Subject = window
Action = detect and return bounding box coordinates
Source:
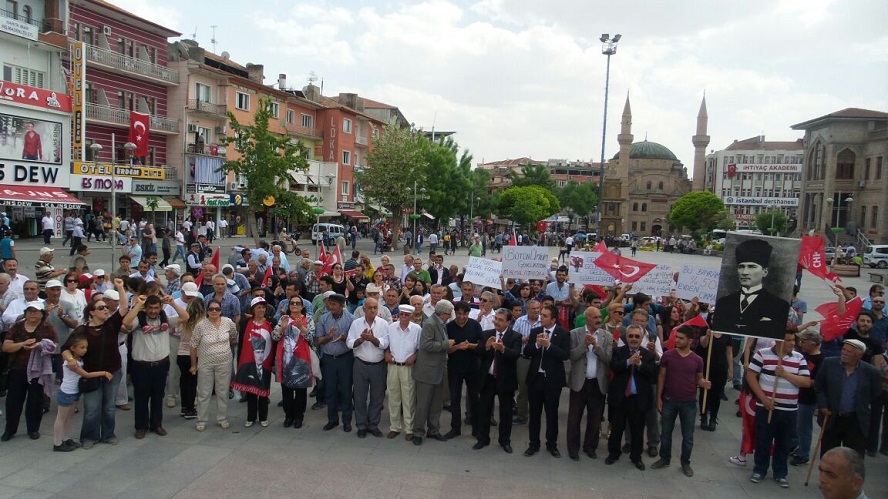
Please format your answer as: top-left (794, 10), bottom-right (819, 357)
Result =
top-left (646, 181), bottom-right (652, 190)
top-left (641, 203), bottom-right (647, 212)
top-left (73, 22), bottom-right (80, 40)
top-left (631, 222), bottom-right (637, 231)
top-left (877, 157), bottom-right (883, 180)
top-left (835, 149), bottom-right (855, 180)
top-left (83, 26), bottom-right (93, 45)
top-left (865, 158), bottom-right (871, 180)
top-left (301, 114), bottom-right (312, 129)
top-left (22, 5), bottom-right (31, 24)
top-left (2, 65), bottom-right (45, 88)
top-left (640, 222), bottom-right (646, 232)
top-left (286, 109), bottom-right (294, 124)
top-left (860, 206), bottom-right (866, 227)
top-left (342, 151), bottom-right (351, 165)
top-left (343, 118), bottom-right (352, 134)
top-left (195, 83), bottom-right (211, 103)
top-left (341, 181), bottom-right (349, 196)
top-left (632, 202), bottom-right (638, 212)
top-left (872, 206), bottom-right (878, 229)
top-left (267, 101), bottom-right (279, 118)
top-left (235, 92), bottom-right (250, 111)
top-left (117, 90), bottom-right (125, 109)
top-left (657, 181), bottom-right (663, 190)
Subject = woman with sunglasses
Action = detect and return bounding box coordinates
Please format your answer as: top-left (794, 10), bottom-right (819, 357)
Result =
top-left (59, 272), bottom-right (87, 324)
top-left (189, 298), bottom-right (237, 431)
top-left (62, 278), bottom-right (128, 448)
top-left (272, 298), bottom-right (315, 428)
top-left (603, 303), bottom-right (627, 343)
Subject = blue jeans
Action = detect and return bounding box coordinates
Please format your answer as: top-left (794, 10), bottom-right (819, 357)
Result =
top-left (659, 397), bottom-right (697, 464)
top-left (80, 369), bottom-right (122, 443)
top-left (753, 406), bottom-right (795, 479)
top-left (321, 353), bottom-right (353, 425)
top-left (172, 244), bottom-right (185, 263)
top-left (794, 402), bottom-right (815, 460)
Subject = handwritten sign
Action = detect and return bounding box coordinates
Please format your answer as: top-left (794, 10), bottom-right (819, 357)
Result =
top-left (567, 252), bottom-right (614, 286)
top-left (675, 264), bottom-right (721, 304)
top-left (632, 264), bottom-right (674, 298)
top-left (501, 246), bottom-right (549, 280)
top-left (464, 257), bottom-right (502, 289)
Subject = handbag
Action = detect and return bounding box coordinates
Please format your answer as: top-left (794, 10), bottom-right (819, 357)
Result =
top-left (74, 325), bottom-right (105, 394)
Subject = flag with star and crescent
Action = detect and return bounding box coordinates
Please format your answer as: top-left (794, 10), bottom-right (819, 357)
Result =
top-left (129, 111), bottom-right (150, 157)
top-left (591, 249), bottom-right (657, 283)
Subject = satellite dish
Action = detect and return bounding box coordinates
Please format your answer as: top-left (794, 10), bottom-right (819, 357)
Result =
top-left (221, 51), bottom-right (230, 60)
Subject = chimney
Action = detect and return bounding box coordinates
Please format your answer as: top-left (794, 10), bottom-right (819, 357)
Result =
top-left (303, 84), bottom-right (320, 103)
top-left (339, 93), bottom-right (358, 110)
top-left (246, 63), bottom-right (264, 83)
top-left (278, 73), bottom-right (287, 90)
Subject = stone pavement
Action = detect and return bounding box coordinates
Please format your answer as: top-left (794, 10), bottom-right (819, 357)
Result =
top-left (0, 235), bottom-right (885, 498)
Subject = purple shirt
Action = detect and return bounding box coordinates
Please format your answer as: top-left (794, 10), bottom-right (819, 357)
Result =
top-left (660, 349), bottom-right (703, 402)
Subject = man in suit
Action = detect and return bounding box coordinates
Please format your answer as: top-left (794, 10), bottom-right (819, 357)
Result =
top-left (606, 324), bottom-right (658, 470)
top-left (473, 308), bottom-right (522, 453)
top-left (428, 254), bottom-right (451, 287)
top-left (567, 306), bottom-right (614, 461)
top-left (412, 300), bottom-right (455, 445)
top-left (713, 238), bottom-right (791, 338)
top-left (816, 339), bottom-right (882, 458)
top-left (523, 304), bottom-right (570, 458)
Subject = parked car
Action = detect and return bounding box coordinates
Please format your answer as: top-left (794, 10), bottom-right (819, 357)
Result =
top-left (824, 246), bottom-right (836, 262)
top-left (864, 244), bottom-right (888, 269)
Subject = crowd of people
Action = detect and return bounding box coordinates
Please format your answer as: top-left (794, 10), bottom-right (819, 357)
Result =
top-left (0, 233), bottom-right (882, 497)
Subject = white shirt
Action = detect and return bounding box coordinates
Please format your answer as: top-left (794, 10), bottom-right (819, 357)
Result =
top-left (8, 273), bottom-right (29, 298)
top-left (218, 219), bottom-right (228, 228)
top-left (131, 315), bottom-right (170, 362)
top-left (41, 216), bottom-right (53, 231)
top-left (182, 220), bottom-right (192, 231)
top-left (175, 231), bottom-right (185, 245)
top-left (129, 271), bottom-right (155, 283)
top-left (428, 233), bottom-right (438, 244)
top-left (488, 329), bottom-right (507, 375)
top-left (346, 316), bottom-right (390, 362)
top-left (385, 321), bottom-right (421, 363)
top-left (585, 327), bottom-right (607, 379)
top-left (470, 308), bottom-right (496, 331)
top-left (59, 288), bottom-right (87, 324)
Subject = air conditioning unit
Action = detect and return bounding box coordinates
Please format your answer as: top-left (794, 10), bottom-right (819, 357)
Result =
top-left (226, 182), bottom-right (238, 190)
top-left (214, 126), bottom-right (226, 134)
top-left (103, 26), bottom-right (111, 36)
top-left (187, 124), bottom-right (198, 133)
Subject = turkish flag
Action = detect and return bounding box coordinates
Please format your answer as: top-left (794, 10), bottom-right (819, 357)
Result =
top-left (816, 296), bottom-right (863, 341)
top-left (665, 314), bottom-right (710, 350)
top-left (593, 240), bottom-right (608, 253)
top-left (129, 111), bottom-right (150, 156)
top-left (261, 266), bottom-right (273, 287)
top-left (193, 248), bottom-right (220, 289)
top-left (318, 241), bottom-right (328, 263)
top-left (592, 250), bottom-right (657, 283)
top-left (799, 235), bottom-right (841, 283)
top-left (321, 245), bottom-right (343, 276)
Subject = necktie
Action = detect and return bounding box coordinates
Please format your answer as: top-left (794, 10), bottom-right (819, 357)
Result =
top-left (493, 332), bottom-right (502, 377)
top-left (740, 290), bottom-right (760, 312)
top-left (625, 349), bottom-right (637, 397)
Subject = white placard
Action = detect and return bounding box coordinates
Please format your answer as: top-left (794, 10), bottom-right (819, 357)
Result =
top-left (567, 252), bottom-right (614, 286)
top-left (632, 264), bottom-right (675, 298)
top-left (675, 264), bottom-right (721, 304)
top-left (501, 246), bottom-right (549, 280)
top-left (464, 257), bottom-right (502, 289)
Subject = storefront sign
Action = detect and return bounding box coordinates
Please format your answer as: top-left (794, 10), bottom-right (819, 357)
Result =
top-left (186, 193), bottom-right (229, 206)
top-left (337, 202), bottom-right (355, 210)
top-left (71, 41), bottom-right (85, 162)
top-left (72, 162), bottom-right (165, 179)
top-left (0, 162), bottom-right (70, 186)
top-left (728, 163), bottom-right (802, 174)
top-left (0, 16), bottom-right (38, 41)
top-left (70, 175), bottom-right (132, 192)
top-left (0, 81), bottom-right (72, 113)
top-left (722, 196), bottom-right (798, 207)
top-left (132, 180), bottom-right (181, 195)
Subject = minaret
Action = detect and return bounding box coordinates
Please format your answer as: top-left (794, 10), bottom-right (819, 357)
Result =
top-left (617, 94), bottom-right (633, 180)
top-left (692, 95), bottom-right (710, 191)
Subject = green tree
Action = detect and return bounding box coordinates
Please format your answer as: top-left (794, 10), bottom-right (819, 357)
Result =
top-left (558, 180), bottom-right (598, 230)
top-left (355, 124), bottom-right (427, 248)
top-left (145, 196), bottom-right (159, 225)
top-left (223, 97), bottom-right (311, 245)
top-left (421, 137), bottom-right (472, 226)
top-left (754, 209), bottom-right (788, 235)
top-left (507, 163), bottom-right (556, 191)
top-left (495, 185), bottom-right (560, 229)
top-left (668, 191), bottom-right (726, 234)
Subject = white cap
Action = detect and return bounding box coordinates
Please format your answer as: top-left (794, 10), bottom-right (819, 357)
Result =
top-left (398, 304), bottom-right (415, 314)
top-left (25, 301), bottom-right (45, 311)
top-left (322, 290), bottom-right (335, 298)
top-left (103, 289), bottom-right (121, 301)
top-left (365, 283), bottom-right (381, 294)
top-left (181, 282), bottom-right (200, 297)
top-left (39, 247), bottom-right (53, 256)
top-left (164, 264), bottom-right (182, 276)
top-left (250, 296), bottom-right (267, 308)
top-left (45, 279), bottom-right (63, 288)
top-left (93, 269), bottom-right (106, 277)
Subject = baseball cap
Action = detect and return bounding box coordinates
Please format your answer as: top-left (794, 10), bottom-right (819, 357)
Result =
top-left (250, 296), bottom-right (267, 308)
top-left (45, 279), bottom-right (63, 288)
top-left (103, 289), bottom-right (121, 301)
top-left (181, 282), bottom-right (200, 297)
top-left (93, 269), bottom-right (106, 277)
top-left (39, 247), bottom-right (53, 256)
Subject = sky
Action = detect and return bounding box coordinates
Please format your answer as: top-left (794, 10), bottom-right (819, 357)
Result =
top-left (114, 0), bottom-right (887, 176)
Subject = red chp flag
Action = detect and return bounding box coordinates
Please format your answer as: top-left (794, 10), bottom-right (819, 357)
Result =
top-left (321, 245), bottom-right (343, 276)
top-left (261, 266), bottom-right (273, 287)
top-left (129, 111), bottom-right (150, 156)
top-left (799, 235), bottom-right (841, 283)
top-left (592, 250), bottom-right (657, 284)
top-left (665, 314), bottom-right (710, 350)
top-left (816, 296), bottom-right (863, 341)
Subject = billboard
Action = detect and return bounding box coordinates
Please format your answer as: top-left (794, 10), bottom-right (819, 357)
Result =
top-left (0, 113), bottom-right (64, 164)
top-left (722, 196), bottom-right (798, 207)
top-left (727, 163), bottom-right (802, 174)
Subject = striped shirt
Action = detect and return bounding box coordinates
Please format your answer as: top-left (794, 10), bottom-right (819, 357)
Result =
top-left (748, 347), bottom-right (809, 411)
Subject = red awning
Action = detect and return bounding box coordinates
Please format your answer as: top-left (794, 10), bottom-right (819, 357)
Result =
top-left (0, 185), bottom-right (85, 208)
top-left (340, 210), bottom-right (369, 220)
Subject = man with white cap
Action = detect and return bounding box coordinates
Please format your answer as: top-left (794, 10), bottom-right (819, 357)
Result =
top-left (2, 280), bottom-right (43, 330)
top-left (385, 304), bottom-right (421, 440)
top-left (815, 338), bottom-right (881, 458)
top-left (355, 284), bottom-right (392, 322)
top-left (92, 269), bottom-right (108, 293)
top-left (34, 248), bottom-right (66, 292)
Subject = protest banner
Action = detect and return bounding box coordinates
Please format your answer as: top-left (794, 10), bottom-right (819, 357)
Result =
top-left (567, 252), bottom-right (614, 286)
top-left (501, 245), bottom-right (549, 280)
top-left (675, 264), bottom-right (721, 304)
top-left (464, 257), bottom-right (503, 288)
top-left (632, 264), bottom-right (675, 298)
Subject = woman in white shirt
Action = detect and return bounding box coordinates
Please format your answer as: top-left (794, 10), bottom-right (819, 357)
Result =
top-left (59, 272), bottom-right (87, 324)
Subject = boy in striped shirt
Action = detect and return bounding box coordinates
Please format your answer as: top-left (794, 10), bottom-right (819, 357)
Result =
top-left (745, 330), bottom-right (812, 488)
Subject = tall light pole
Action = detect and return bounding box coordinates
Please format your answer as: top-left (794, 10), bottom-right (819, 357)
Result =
top-left (596, 33), bottom-right (621, 238)
top-left (409, 180), bottom-right (426, 249)
top-left (89, 143), bottom-right (109, 265)
top-left (469, 195), bottom-right (479, 235)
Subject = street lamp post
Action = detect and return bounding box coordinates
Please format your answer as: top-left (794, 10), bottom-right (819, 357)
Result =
top-left (596, 33), bottom-right (621, 238)
top-left (769, 203), bottom-right (777, 235)
top-left (409, 180), bottom-right (426, 249)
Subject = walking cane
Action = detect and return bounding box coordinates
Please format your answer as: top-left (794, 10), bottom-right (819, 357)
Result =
top-left (804, 412), bottom-right (830, 486)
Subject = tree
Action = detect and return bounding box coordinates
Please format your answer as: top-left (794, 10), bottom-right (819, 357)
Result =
top-left (421, 137), bottom-right (472, 226)
top-left (508, 163), bottom-right (556, 191)
top-left (495, 185), bottom-right (560, 229)
top-left (223, 97), bottom-right (311, 245)
top-left (754, 209), bottom-right (788, 235)
top-left (145, 196), bottom-right (159, 225)
top-left (558, 180), bottom-right (598, 230)
top-left (355, 124), bottom-right (427, 248)
top-left (668, 191), bottom-right (726, 234)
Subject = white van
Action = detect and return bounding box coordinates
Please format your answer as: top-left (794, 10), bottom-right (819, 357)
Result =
top-left (864, 244), bottom-right (888, 269)
top-left (311, 223), bottom-right (345, 245)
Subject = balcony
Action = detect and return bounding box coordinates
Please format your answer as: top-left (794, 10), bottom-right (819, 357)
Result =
top-left (84, 44), bottom-right (179, 86)
top-left (186, 143), bottom-right (227, 157)
top-left (85, 103), bottom-right (180, 134)
top-left (186, 99), bottom-right (227, 118)
top-left (0, 8), bottom-right (40, 28)
top-left (285, 124), bottom-right (321, 141)
top-left (355, 133), bottom-right (368, 146)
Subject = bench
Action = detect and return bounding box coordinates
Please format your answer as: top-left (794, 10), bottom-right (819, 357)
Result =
top-left (870, 272), bottom-right (885, 284)
top-left (831, 264), bottom-right (860, 277)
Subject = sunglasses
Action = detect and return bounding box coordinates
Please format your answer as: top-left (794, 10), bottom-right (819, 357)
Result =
top-left (626, 335), bottom-right (642, 339)
top-left (481, 299), bottom-right (491, 303)
top-left (208, 307), bottom-right (222, 312)
top-left (95, 305), bottom-right (108, 310)
top-left (612, 310), bottom-right (625, 315)
top-left (66, 279), bottom-right (78, 283)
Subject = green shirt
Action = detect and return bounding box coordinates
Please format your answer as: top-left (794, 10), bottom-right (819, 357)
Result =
top-left (409, 269), bottom-right (432, 285)
top-left (469, 243), bottom-right (483, 257)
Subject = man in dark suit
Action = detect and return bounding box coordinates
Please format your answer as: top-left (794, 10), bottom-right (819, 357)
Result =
top-left (713, 238), bottom-right (791, 339)
top-left (428, 254), bottom-right (451, 287)
top-left (473, 308), bottom-right (522, 454)
top-left (815, 339), bottom-right (882, 458)
top-left (606, 324), bottom-right (658, 470)
top-left (524, 304), bottom-right (570, 458)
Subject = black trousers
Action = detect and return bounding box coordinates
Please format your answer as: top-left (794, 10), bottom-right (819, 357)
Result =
top-left (448, 367), bottom-right (479, 433)
top-left (527, 375), bottom-right (562, 450)
top-left (4, 369), bottom-right (44, 434)
top-left (245, 393), bottom-right (269, 422)
top-left (608, 395), bottom-right (647, 462)
top-left (131, 359), bottom-right (169, 430)
top-left (281, 385), bottom-right (307, 421)
top-left (477, 374), bottom-right (514, 446)
top-left (567, 379), bottom-right (606, 455)
top-left (176, 355), bottom-right (197, 411)
top-left (821, 413), bottom-right (867, 458)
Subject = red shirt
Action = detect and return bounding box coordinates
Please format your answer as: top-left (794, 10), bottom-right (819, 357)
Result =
top-left (659, 348), bottom-right (703, 402)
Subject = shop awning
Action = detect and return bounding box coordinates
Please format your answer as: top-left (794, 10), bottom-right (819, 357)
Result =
top-left (129, 196), bottom-right (172, 212)
top-left (422, 212), bottom-right (435, 220)
top-left (0, 186), bottom-right (84, 208)
top-left (164, 198), bottom-right (187, 209)
top-left (340, 210), bottom-right (369, 220)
